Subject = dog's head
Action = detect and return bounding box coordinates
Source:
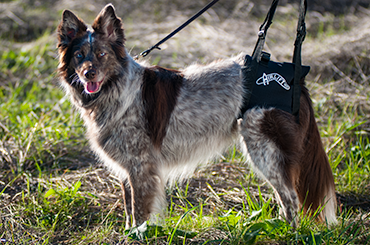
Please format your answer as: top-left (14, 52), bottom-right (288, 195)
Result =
top-left (57, 4), bottom-right (126, 95)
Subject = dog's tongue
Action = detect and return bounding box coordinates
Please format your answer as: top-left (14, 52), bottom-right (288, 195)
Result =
top-left (86, 82), bottom-right (99, 93)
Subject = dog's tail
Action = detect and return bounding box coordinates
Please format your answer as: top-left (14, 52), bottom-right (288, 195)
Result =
top-left (297, 84), bottom-right (337, 224)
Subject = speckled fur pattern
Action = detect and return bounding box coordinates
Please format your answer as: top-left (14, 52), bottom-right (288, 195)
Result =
top-left (57, 4), bottom-right (337, 228)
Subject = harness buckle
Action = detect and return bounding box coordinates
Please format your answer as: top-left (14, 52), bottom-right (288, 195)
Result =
top-left (258, 30), bottom-right (265, 38)
top-left (295, 23), bottom-right (306, 45)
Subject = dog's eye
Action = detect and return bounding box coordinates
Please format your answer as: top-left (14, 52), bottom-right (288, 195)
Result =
top-left (99, 52), bottom-right (106, 57)
top-left (75, 52), bottom-right (83, 59)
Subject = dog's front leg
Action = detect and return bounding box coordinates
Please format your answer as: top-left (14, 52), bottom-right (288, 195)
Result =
top-left (125, 162), bottom-right (161, 228)
top-left (120, 181), bottom-right (133, 229)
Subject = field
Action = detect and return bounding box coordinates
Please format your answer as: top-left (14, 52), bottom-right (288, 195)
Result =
top-left (1, 0), bottom-right (370, 244)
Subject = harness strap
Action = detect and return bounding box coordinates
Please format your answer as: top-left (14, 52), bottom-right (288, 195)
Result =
top-left (251, 0), bottom-right (279, 60)
top-left (291, 0), bottom-right (307, 121)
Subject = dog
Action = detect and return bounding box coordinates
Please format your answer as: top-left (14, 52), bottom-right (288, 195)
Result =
top-left (57, 4), bottom-right (337, 228)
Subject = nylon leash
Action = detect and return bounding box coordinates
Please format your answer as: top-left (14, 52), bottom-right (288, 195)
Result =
top-left (134, 0), bottom-right (220, 59)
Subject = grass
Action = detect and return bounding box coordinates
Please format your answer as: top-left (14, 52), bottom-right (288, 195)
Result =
top-left (1, 1), bottom-right (370, 244)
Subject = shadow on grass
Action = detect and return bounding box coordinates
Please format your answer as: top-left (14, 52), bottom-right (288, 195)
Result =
top-left (337, 192), bottom-right (370, 212)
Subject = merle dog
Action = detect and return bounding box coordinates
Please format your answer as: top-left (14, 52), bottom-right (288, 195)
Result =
top-left (57, 4), bottom-right (337, 228)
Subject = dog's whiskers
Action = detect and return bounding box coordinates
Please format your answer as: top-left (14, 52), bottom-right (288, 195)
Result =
top-left (70, 74), bottom-right (80, 86)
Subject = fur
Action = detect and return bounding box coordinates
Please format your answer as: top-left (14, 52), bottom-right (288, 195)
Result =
top-left (57, 4), bottom-right (337, 228)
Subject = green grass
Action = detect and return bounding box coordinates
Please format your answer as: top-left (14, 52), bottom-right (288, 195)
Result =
top-left (1, 6), bottom-right (370, 244)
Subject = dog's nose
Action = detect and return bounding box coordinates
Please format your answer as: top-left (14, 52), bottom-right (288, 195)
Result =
top-left (84, 69), bottom-right (96, 80)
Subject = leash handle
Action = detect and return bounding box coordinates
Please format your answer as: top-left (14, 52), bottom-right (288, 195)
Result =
top-left (135, 0), bottom-right (220, 59)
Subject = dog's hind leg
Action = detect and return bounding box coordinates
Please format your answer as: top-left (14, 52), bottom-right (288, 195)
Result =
top-left (240, 108), bottom-right (303, 226)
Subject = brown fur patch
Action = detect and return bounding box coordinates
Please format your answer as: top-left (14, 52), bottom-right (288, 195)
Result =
top-left (297, 84), bottom-right (336, 218)
top-left (260, 79), bottom-right (336, 220)
top-left (142, 66), bottom-right (183, 149)
top-left (260, 109), bottom-right (302, 186)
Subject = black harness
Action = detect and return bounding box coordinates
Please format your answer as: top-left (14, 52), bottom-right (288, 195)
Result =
top-left (238, 0), bottom-right (309, 122)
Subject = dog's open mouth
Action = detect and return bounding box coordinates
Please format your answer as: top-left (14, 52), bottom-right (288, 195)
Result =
top-left (86, 81), bottom-right (101, 93)
top-left (85, 76), bottom-right (105, 94)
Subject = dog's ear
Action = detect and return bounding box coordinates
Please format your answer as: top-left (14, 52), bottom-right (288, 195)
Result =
top-left (57, 10), bottom-right (87, 46)
top-left (92, 4), bottom-right (125, 44)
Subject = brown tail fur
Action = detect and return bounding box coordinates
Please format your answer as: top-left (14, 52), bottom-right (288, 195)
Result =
top-left (297, 82), bottom-right (337, 223)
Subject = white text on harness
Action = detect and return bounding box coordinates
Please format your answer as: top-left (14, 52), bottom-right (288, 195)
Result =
top-left (256, 73), bottom-right (290, 90)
